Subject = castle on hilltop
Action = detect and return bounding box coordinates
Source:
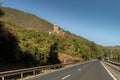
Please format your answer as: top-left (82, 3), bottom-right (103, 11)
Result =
top-left (49, 23), bottom-right (65, 35)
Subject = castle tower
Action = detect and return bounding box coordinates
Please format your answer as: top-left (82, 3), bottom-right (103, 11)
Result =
top-left (53, 23), bottom-right (59, 33)
top-left (53, 23), bottom-right (59, 30)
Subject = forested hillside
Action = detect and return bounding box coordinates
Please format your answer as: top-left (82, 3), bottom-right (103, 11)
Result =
top-left (0, 7), bottom-right (120, 71)
top-left (1, 7), bottom-right (53, 32)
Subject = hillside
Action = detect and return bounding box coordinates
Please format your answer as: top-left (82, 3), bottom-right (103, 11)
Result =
top-left (1, 7), bottom-right (53, 32)
top-left (1, 7), bottom-right (88, 40)
top-left (0, 7), bottom-right (119, 71)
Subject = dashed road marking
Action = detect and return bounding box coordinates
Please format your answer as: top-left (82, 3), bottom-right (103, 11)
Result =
top-left (78, 69), bottom-right (81, 71)
top-left (61, 74), bottom-right (71, 80)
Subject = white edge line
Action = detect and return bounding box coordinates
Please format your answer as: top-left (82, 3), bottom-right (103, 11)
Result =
top-left (61, 74), bottom-right (71, 80)
top-left (100, 61), bottom-right (117, 80)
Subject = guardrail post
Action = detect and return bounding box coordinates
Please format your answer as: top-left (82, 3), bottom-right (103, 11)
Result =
top-left (39, 69), bottom-right (42, 73)
top-left (21, 73), bottom-right (23, 80)
top-left (33, 70), bottom-right (35, 75)
top-left (41, 69), bottom-right (43, 72)
top-left (2, 76), bottom-right (4, 80)
top-left (49, 68), bottom-right (51, 71)
top-left (59, 65), bottom-right (61, 69)
top-left (54, 66), bottom-right (56, 70)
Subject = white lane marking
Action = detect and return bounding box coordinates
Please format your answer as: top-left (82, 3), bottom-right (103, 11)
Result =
top-left (78, 68), bottom-right (81, 71)
top-left (61, 74), bottom-right (71, 80)
top-left (100, 61), bottom-right (117, 80)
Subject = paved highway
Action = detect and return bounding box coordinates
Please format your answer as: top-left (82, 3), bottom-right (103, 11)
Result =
top-left (27, 61), bottom-right (115, 80)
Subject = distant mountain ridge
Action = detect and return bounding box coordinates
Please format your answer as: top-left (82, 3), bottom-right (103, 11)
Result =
top-left (1, 7), bottom-right (53, 33)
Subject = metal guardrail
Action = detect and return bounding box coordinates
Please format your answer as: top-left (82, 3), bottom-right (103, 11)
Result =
top-left (106, 60), bottom-right (120, 66)
top-left (0, 64), bottom-right (63, 80)
top-left (0, 62), bottom-right (76, 80)
top-left (105, 60), bottom-right (120, 72)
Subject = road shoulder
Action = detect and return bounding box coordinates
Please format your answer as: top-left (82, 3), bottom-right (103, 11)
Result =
top-left (100, 61), bottom-right (118, 80)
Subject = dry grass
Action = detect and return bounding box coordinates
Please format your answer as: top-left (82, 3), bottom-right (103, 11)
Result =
top-left (58, 53), bottom-right (81, 63)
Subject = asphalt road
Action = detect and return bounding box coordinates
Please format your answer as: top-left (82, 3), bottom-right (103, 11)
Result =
top-left (27, 61), bottom-right (114, 80)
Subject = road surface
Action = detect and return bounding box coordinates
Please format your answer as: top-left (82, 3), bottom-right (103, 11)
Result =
top-left (27, 61), bottom-right (115, 80)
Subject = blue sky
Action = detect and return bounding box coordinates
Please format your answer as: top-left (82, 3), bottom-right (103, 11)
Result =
top-left (1, 0), bottom-right (120, 46)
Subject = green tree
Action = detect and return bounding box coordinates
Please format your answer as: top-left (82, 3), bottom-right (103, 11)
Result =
top-left (0, 6), bottom-right (21, 64)
top-left (48, 41), bottom-right (61, 64)
top-left (0, 5), bottom-right (4, 17)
